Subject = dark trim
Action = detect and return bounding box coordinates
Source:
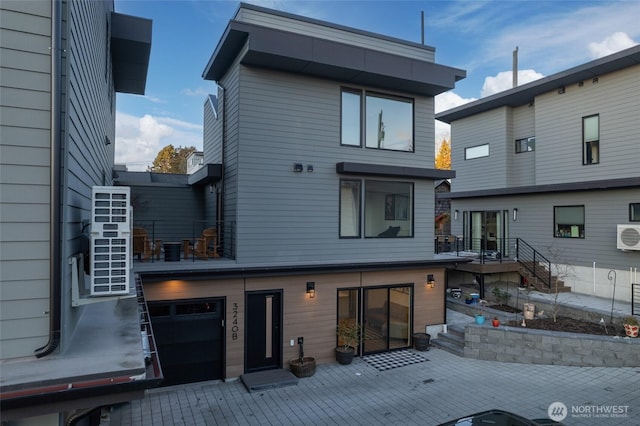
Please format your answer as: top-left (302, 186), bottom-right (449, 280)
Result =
top-left (138, 259), bottom-right (468, 282)
top-left (436, 44), bottom-right (640, 123)
top-left (110, 12), bottom-right (152, 95)
top-left (437, 177), bottom-right (640, 200)
top-left (203, 21), bottom-right (465, 96)
top-left (188, 163), bottom-right (223, 186)
top-left (337, 162), bottom-right (455, 180)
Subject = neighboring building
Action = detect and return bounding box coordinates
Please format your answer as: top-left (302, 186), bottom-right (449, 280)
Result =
top-left (436, 45), bottom-right (640, 302)
top-left (135, 2), bottom-right (465, 384)
top-left (435, 179), bottom-right (451, 236)
top-left (186, 150), bottom-right (204, 174)
top-left (0, 1), bottom-right (156, 424)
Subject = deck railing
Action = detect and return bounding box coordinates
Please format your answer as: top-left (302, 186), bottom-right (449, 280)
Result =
top-left (515, 238), bottom-right (551, 290)
top-left (633, 283), bottom-right (640, 316)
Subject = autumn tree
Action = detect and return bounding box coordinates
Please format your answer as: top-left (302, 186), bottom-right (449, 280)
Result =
top-left (148, 145), bottom-right (197, 174)
top-left (435, 138), bottom-right (451, 170)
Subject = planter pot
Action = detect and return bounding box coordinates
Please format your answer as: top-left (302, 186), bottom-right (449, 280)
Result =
top-left (289, 357), bottom-right (316, 378)
top-left (335, 347), bottom-right (355, 365)
top-left (413, 333), bottom-right (431, 351)
top-left (475, 315), bottom-right (486, 325)
top-left (523, 303), bottom-right (535, 320)
top-left (624, 324), bottom-right (639, 338)
top-left (465, 299), bottom-right (473, 305)
top-left (492, 318), bottom-right (500, 327)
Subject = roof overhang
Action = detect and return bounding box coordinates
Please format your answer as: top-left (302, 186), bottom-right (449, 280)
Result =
top-left (436, 44), bottom-right (640, 123)
top-left (188, 163), bottom-right (223, 186)
top-left (337, 162), bottom-right (455, 180)
top-left (203, 21), bottom-right (465, 97)
top-left (111, 12), bottom-right (152, 95)
top-left (438, 177), bottom-right (640, 199)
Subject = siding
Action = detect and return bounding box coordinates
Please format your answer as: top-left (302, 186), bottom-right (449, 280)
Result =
top-left (508, 104), bottom-right (536, 187)
top-left (0, 0), bottom-right (52, 359)
top-left (235, 67), bottom-right (436, 264)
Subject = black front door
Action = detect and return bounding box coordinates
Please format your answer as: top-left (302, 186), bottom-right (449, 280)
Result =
top-left (245, 290), bottom-right (282, 373)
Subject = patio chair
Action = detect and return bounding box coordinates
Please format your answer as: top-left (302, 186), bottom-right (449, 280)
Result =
top-left (183, 227), bottom-right (219, 259)
top-left (132, 227), bottom-right (161, 261)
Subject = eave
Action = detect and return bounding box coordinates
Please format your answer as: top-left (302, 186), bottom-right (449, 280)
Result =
top-left (111, 12), bottom-right (152, 95)
top-left (337, 162), bottom-right (455, 180)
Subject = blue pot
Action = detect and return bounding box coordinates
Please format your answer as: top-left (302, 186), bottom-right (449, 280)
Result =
top-left (475, 315), bottom-right (486, 325)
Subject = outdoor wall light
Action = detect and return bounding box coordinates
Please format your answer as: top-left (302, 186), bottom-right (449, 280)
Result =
top-left (454, 210), bottom-right (459, 221)
top-left (557, 86), bottom-right (565, 94)
top-left (294, 163), bottom-right (304, 172)
top-left (306, 281), bottom-right (316, 298)
top-left (513, 208), bottom-right (518, 222)
top-left (426, 274), bottom-right (435, 289)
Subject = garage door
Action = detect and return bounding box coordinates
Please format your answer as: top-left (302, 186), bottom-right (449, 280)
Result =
top-left (149, 298), bottom-right (224, 386)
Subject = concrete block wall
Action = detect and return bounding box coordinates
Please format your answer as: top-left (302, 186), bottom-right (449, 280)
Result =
top-left (464, 325), bottom-right (640, 367)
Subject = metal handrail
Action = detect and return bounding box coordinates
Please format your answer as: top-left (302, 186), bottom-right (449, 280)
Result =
top-left (633, 283), bottom-right (640, 316)
top-left (515, 238), bottom-right (551, 289)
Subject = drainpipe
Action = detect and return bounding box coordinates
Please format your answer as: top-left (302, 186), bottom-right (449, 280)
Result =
top-left (217, 83), bottom-right (226, 226)
top-left (35, 0), bottom-right (62, 357)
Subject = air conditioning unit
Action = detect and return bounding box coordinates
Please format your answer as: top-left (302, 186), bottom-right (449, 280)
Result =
top-left (90, 186), bottom-right (131, 295)
top-left (617, 224), bottom-right (640, 251)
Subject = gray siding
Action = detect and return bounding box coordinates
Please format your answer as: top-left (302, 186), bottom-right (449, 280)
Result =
top-left (509, 104), bottom-right (536, 187)
top-left (235, 66), bottom-right (436, 264)
top-left (0, 0), bottom-right (52, 359)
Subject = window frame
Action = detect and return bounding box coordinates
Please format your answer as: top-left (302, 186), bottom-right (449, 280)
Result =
top-left (340, 87), bottom-right (414, 152)
top-left (582, 114), bottom-right (599, 165)
top-left (515, 136), bottom-right (535, 153)
top-left (465, 143), bottom-right (490, 160)
top-left (339, 179), bottom-right (362, 238)
top-left (553, 205), bottom-right (585, 239)
top-left (630, 203), bottom-right (640, 222)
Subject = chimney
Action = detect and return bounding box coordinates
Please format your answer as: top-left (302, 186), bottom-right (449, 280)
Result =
top-left (513, 46), bottom-right (519, 88)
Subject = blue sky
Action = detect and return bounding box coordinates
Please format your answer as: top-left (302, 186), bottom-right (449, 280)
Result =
top-left (113, 0), bottom-right (639, 170)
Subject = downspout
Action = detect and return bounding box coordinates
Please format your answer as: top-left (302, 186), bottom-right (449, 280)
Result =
top-left (217, 84), bottom-right (226, 226)
top-left (35, 0), bottom-right (62, 357)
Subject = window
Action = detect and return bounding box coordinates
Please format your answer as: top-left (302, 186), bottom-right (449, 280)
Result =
top-left (339, 179), bottom-right (413, 238)
top-left (465, 144), bottom-right (489, 160)
top-left (630, 203), bottom-right (640, 222)
top-left (341, 88), bottom-right (413, 151)
top-left (515, 137), bottom-right (535, 153)
top-left (339, 180), bottom-right (361, 237)
top-left (583, 115), bottom-right (599, 165)
top-left (554, 206), bottom-right (585, 238)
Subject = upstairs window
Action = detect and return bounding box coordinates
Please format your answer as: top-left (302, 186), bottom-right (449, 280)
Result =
top-left (465, 143), bottom-right (489, 160)
top-left (515, 137), bottom-right (535, 153)
top-left (341, 88), bottom-right (414, 152)
top-left (583, 115), bottom-right (599, 165)
top-left (554, 205), bottom-right (585, 238)
top-left (630, 203), bottom-right (640, 222)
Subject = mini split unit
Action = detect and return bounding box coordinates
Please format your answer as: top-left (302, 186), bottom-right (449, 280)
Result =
top-left (617, 224), bottom-right (640, 251)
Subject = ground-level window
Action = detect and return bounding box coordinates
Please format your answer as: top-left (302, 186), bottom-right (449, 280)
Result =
top-left (465, 143), bottom-right (489, 160)
top-left (339, 179), bottom-right (413, 238)
top-left (554, 205), bottom-right (585, 238)
top-left (515, 136), bottom-right (535, 153)
top-left (583, 114), bottom-right (599, 165)
top-left (630, 203), bottom-right (640, 222)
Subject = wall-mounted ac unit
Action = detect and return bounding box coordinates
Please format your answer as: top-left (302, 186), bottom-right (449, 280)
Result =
top-left (617, 224), bottom-right (640, 251)
top-left (90, 186), bottom-right (131, 295)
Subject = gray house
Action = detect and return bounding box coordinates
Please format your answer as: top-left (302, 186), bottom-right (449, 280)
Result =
top-left (0, 1), bottom-right (156, 424)
top-left (135, 2), bottom-right (465, 384)
top-left (436, 45), bottom-right (640, 302)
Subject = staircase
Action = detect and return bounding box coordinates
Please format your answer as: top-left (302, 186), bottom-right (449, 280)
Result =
top-left (519, 263), bottom-right (572, 294)
top-left (431, 324), bottom-right (465, 357)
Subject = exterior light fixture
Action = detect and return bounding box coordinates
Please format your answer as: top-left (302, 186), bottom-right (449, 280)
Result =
top-left (426, 274), bottom-right (435, 289)
top-left (557, 86), bottom-right (565, 94)
top-left (513, 208), bottom-right (518, 222)
top-left (306, 281), bottom-right (315, 298)
top-left (454, 210), bottom-right (459, 221)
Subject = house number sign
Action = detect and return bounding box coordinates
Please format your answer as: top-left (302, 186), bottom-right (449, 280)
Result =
top-left (231, 302), bottom-right (239, 340)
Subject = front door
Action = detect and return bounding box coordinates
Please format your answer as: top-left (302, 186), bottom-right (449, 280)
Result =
top-left (245, 290), bottom-right (282, 373)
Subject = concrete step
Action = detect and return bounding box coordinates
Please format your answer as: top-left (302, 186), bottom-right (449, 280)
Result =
top-left (432, 324), bottom-right (465, 357)
top-left (431, 336), bottom-right (464, 357)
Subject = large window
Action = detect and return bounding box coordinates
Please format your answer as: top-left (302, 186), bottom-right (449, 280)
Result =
top-left (341, 88), bottom-right (413, 152)
top-left (339, 179), bottom-right (413, 238)
top-left (515, 137), bottom-right (535, 153)
top-left (630, 203), bottom-right (640, 222)
top-left (583, 115), bottom-right (599, 165)
top-left (554, 205), bottom-right (585, 238)
top-left (465, 143), bottom-right (489, 160)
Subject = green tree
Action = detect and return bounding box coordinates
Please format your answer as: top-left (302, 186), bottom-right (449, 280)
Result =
top-left (435, 138), bottom-right (451, 170)
top-left (148, 145), bottom-right (197, 174)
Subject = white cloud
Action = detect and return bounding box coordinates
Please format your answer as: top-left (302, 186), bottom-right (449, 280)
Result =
top-left (481, 69), bottom-right (544, 97)
top-left (588, 32), bottom-right (638, 59)
top-left (434, 91), bottom-right (476, 147)
top-left (181, 87), bottom-right (211, 97)
top-left (144, 94), bottom-right (166, 104)
top-left (115, 112), bottom-right (203, 171)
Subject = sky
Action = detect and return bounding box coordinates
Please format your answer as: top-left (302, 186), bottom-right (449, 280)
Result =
top-left (113, 0), bottom-right (639, 171)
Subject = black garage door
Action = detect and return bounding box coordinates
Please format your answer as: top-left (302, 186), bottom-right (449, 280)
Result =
top-left (149, 298), bottom-right (224, 386)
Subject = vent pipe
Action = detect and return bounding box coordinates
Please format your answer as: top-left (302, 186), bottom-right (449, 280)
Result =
top-left (421, 11), bottom-right (425, 45)
top-left (513, 46), bottom-right (519, 88)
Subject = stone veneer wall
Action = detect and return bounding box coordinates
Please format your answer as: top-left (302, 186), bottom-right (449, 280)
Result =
top-left (464, 325), bottom-right (640, 367)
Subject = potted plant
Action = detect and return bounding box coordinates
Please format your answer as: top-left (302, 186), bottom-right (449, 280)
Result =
top-left (289, 338), bottom-right (316, 378)
top-left (623, 316), bottom-right (639, 338)
top-left (492, 317), bottom-right (500, 327)
top-left (336, 319), bottom-right (361, 365)
top-left (474, 310), bottom-right (486, 325)
top-left (465, 294), bottom-right (473, 305)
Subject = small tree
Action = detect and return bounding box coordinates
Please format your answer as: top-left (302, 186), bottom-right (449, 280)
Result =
top-left (546, 245), bottom-right (576, 323)
top-left (148, 145), bottom-right (196, 174)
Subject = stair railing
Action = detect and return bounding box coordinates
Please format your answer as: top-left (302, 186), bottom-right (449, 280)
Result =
top-left (515, 238), bottom-right (551, 290)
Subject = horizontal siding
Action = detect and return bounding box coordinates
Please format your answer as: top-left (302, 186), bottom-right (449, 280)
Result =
top-left (0, 1), bottom-right (53, 359)
top-left (236, 67), bottom-right (435, 264)
top-left (236, 8), bottom-right (435, 62)
top-left (508, 104), bottom-right (536, 187)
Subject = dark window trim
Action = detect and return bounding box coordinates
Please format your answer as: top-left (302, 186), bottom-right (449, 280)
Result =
top-left (582, 114), bottom-right (599, 166)
top-left (339, 179), bottom-right (362, 239)
top-left (515, 136), bottom-right (535, 153)
top-left (340, 88), bottom-right (363, 148)
top-left (630, 203), bottom-right (640, 222)
top-left (553, 205), bottom-right (585, 239)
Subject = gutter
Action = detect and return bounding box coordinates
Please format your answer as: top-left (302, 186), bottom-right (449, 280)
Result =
top-left (35, 0), bottom-right (62, 358)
